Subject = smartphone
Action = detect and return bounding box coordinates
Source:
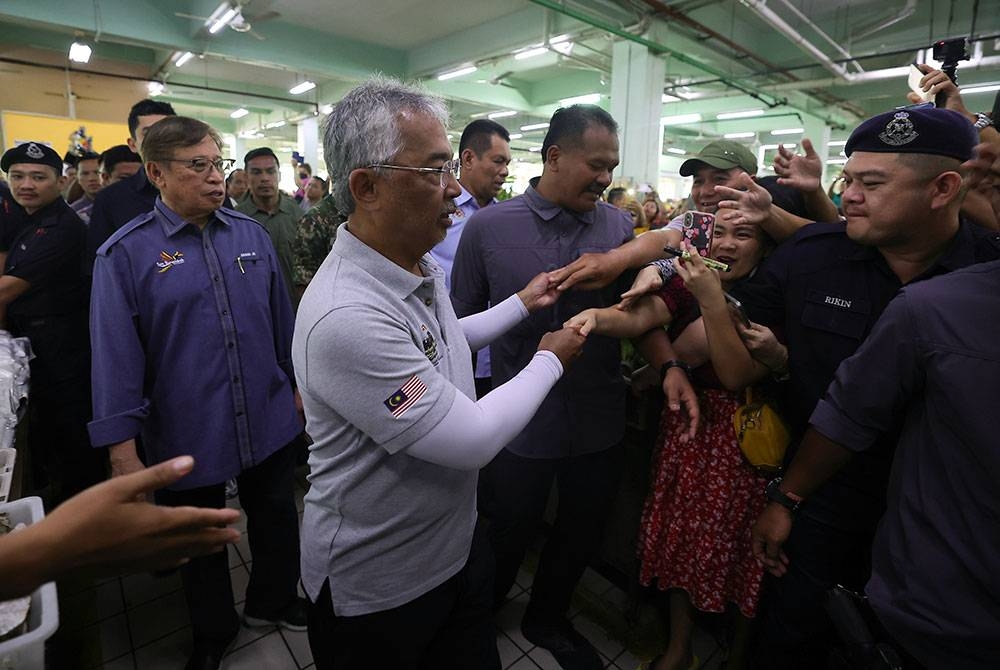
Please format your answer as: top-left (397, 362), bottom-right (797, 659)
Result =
top-left (724, 292), bottom-right (751, 328)
top-left (907, 64), bottom-right (934, 104)
top-left (683, 211), bottom-right (715, 256)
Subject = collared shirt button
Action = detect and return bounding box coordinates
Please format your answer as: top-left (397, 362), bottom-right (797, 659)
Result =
top-left (232, 375), bottom-right (239, 383)
top-left (214, 275), bottom-right (220, 282)
top-left (424, 297), bottom-right (432, 306)
top-left (227, 342), bottom-right (234, 349)
top-left (236, 410), bottom-right (244, 417)
top-left (222, 309), bottom-right (229, 316)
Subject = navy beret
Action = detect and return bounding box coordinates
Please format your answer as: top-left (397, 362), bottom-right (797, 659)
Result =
top-left (845, 107), bottom-right (977, 162)
top-left (2, 142), bottom-right (63, 174)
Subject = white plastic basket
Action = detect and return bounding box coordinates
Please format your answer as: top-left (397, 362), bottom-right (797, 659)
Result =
top-left (0, 497), bottom-right (59, 669)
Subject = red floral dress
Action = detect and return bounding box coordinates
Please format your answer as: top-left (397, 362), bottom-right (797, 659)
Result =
top-left (636, 276), bottom-right (767, 617)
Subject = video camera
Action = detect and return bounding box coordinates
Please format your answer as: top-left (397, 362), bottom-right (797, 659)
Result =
top-left (932, 38), bottom-right (970, 85)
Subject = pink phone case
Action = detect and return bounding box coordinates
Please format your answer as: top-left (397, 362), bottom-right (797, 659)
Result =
top-left (683, 211), bottom-right (715, 256)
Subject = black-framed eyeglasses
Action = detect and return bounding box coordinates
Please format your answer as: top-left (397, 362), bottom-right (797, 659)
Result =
top-left (162, 158), bottom-right (237, 174)
top-left (367, 159), bottom-right (459, 188)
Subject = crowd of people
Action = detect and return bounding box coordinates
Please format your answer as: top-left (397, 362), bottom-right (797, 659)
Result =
top-left (0, 61), bottom-right (997, 670)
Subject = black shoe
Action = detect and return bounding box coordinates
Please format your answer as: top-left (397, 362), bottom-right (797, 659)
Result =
top-left (243, 597), bottom-right (308, 632)
top-left (185, 636), bottom-right (237, 670)
top-left (521, 615), bottom-right (603, 670)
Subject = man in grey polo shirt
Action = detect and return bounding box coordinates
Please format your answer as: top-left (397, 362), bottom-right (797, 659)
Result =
top-left (293, 78), bottom-right (586, 670)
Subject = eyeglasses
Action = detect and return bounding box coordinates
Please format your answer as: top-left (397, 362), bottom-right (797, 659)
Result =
top-left (163, 158), bottom-right (236, 174)
top-left (368, 159), bottom-right (459, 188)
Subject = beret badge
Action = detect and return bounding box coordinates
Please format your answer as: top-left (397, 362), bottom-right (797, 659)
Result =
top-left (878, 112), bottom-right (919, 147)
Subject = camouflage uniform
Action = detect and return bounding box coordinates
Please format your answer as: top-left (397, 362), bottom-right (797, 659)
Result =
top-left (291, 194), bottom-right (344, 287)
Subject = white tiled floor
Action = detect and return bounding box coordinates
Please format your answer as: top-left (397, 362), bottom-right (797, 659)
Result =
top-left (51, 476), bottom-right (724, 670)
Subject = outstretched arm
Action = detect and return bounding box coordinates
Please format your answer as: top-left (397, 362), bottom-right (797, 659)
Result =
top-left (0, 456), bottom-right (241, 599)
top-left (564, 294), bottom-right (671, 338)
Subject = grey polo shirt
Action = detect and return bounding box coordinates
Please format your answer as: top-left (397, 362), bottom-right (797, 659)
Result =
top-left (451, 185), bottom-right (634, 458)
top-left (293, 222), bottom-right (477, 617)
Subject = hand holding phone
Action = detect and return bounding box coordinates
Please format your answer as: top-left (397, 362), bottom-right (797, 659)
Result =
top-left (724, 291), bottom-right (751, 328)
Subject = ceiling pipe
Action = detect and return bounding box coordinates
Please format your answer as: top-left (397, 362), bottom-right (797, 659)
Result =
top-left (739, 0), bottom-right (851, 81)
top-left (773, 0), bottom-right (864, 73)
top-left (851, 0), bottom-right (917, 41)
top-left (527, 0), bottom-right (785, 106)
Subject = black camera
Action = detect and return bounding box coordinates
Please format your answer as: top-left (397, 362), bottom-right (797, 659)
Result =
top-left (932, 37), bottom-right (970, 65)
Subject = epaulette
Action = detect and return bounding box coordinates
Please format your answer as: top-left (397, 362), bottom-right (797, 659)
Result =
top-left (95, 211), bottom-right (157, 257)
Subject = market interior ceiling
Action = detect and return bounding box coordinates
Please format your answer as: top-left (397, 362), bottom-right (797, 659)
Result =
top-left (1, 0), bottom-right (998, 157)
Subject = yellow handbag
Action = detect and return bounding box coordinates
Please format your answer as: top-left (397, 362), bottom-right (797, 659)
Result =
top-left (733, 388), bottom-right (791, 474)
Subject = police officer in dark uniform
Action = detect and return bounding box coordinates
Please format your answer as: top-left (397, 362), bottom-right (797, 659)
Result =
top-left (1, 142), bottom-right (105, 506)
top-left (731, 108), bottom-right (1000, 667)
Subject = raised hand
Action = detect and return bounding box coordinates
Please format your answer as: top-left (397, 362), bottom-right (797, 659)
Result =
top-left (774, 138), bottom-right (822, 192)
top-left (563, 309), bottom-right (599, 337)
top-left (548, 250), bottom-right (627, 292)
top-left (715, 172), bottom-right (772, 227)
top-left (673, 242), bottom-right (723, 306)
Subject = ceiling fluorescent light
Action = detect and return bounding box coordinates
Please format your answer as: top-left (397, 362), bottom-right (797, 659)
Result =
top-left (662, 93), bottom-right (680, 103)
top-left (771, 127), bottom-right (804, 135)
top-left (515, 47), bottom-right (549, 60)
top-left (265, 120), bottom-right (286, 129)
top-left (174, 51), bottom-right (194, 67)
top-left (520, 122), bottom-right (549, 131)
top-left (437, 65), bottom-right (477, 81)
top-left (488, 110), bottom-right (518, 119)
top-left (559, 93), bottom-right (601, 106)
top-left (528, 146), bottom-right (543, 152)
top-left (508, 133), bottom-right (523, 140)
top-left (828, 140), bottom-right (847, 147)
top-left (666, 147), bottom-right (686, 155)
top-left (549, 34), bottom-right (572, 44)
top-left (209, 7), bottom-right (238, 34)
top-left (962, 83), bottom-right (1000, 94)
top-left (68, 41), bottom-right (92, 64)
top-left (289, 81), bottom-right (316, 95)
top-left (320, 104), bottom-right (333, 115)
top-left (724, 132), bottom-right (756, 139)
top-left (661, 113), bottom-right (701, 126)
top-left (827, 158), bottom-right (847, 164)
top-left (230, 108), bottom-right (249, 119)
top-left (716, 109), bottom-right (764, 120)
top-left (147, 81), bottom-right (165, 96)
top-left (550, 41), bottom-right (574, 55)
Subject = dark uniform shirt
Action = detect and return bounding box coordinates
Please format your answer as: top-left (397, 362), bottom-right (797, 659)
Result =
top-left (450, 185), bottom-right (634, 458)
top-left (811, 260), bottom-right (1000, 669)
top-left (2, 198), bottom-right (88, 325)
top-left (0, 182), bottom-right (26, 242)
top-left (85, 167), bottom-right (158, 273)
top-left (733, 220), bottom-right (1000, 530)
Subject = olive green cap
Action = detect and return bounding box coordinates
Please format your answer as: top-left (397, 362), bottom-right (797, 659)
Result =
top-left (679, 140), bottom-right (757, 176)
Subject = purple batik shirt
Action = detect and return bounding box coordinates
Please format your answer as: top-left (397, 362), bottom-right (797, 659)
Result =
top-left (450, 184), bottom-right (634, 458)
top-left (88, 198), bottom-right (302, 489)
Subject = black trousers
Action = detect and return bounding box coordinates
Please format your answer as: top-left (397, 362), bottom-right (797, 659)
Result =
top-left (155, 441), bottom-right (301, 646)
top-left (306, 519), bottom-right (500, 670)
top-left (477, 443), bottom-right (624, 621)
top-left (17, 315), bottom-right (106, 507)
top-left (751, 513), bottom-right (874, 669)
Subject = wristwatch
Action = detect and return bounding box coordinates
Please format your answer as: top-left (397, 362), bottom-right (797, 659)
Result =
top-left (765, 477), bottom-right (803, 513)
top-left (973, 112), bottom-right (994, 130)
top-left (660, 359), bottom-right (691, 380)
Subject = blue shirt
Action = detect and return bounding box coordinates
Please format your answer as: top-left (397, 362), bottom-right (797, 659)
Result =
top-left (86, 168), bottom-right (158, 274)
top-left (451, 184), bottom-right (634, 458)
top-left (810, 260), bottom-right (1000, 669)
top-left (733, 220), bottom-right (1000, 530)
top-left (431, 184), bottom-right (495, 378)
top-left (88, 199), bottom-right (301, 489)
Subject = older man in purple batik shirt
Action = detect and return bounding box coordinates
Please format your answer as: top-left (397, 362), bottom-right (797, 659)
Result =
top-left (89, 116), bottom-right (306, 670)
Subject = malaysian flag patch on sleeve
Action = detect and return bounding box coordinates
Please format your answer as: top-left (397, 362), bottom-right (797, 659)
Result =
top-left (383, 375), bottom-right (428, 418)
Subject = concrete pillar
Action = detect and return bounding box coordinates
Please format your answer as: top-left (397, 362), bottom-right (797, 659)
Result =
top-left (297, 116), bottom-right (319, 169)
top-left (610, 40), bottom-right (665, 188)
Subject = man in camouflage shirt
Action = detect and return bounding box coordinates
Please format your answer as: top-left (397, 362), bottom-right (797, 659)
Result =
top-left (291, 193), bottom-right (344, 299)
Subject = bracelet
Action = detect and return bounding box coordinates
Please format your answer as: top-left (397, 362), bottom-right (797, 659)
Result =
top-left (647, 258), bottom-right (676, 282)
top-left (973, 112), bottom-right (994, 130)
top-left (660, 359), bottom-right (691, 380)
top-left (765, 477), bottom-right (803, 513)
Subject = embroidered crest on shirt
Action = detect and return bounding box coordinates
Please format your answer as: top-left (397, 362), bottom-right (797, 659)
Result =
top-left (25, 143), bottom-right (45, 159)
top-left (384, 375), bottom-right (427, 418)
top-left (420, 324), bottom-right (440, 363)
top-left (156, 250), bottom-right (186, 273)
top-left (878, 112), bottom-right (918, 146)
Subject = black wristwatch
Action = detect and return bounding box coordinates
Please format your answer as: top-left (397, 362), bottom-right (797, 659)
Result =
top-left (660, 359), bottom-right (691, 380)
top-left (765, 477), bottom-right (803, 514)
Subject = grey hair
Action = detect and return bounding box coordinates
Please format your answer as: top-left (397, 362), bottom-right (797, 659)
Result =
top-left (323, 76), bottom-right (449, 214)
